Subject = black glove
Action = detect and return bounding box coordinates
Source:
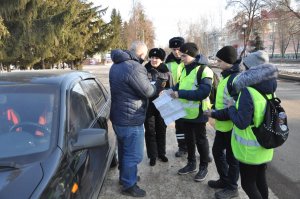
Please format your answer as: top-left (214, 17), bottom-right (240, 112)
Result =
top-left (154, 77), bottom-right (167, 95)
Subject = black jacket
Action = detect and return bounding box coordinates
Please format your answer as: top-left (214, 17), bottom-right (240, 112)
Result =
top-left (144, 62), bottom-right (172, 101)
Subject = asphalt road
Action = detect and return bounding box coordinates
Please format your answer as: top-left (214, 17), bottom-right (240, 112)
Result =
top-left (267, 79), bottom-right (300, 199)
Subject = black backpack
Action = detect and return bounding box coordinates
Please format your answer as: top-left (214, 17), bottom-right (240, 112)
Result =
top-left (251, 88), bottom-right (289, 149)
top-left (197, 65), bottom-right (219, 106)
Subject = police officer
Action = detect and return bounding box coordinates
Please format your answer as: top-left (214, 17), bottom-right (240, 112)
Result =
top-left (144, 48), bottom-right (172, 166)
top-left (165, 37), bottom-right (187, 157)
top-left (169, 42), bottom-right (213, 182)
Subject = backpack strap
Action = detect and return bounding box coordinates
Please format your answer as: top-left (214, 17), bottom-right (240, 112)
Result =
top-left (196, 64), bottom-right (207, 86)
top-left (227, 72), bottom-right (239, 97)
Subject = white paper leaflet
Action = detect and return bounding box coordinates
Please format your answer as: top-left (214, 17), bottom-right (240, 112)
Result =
top-left (153, 91), bottom-right (186, 125)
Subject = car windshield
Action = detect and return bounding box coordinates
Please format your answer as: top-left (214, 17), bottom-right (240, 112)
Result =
top-left (0, 84), bottom-right (59, 161)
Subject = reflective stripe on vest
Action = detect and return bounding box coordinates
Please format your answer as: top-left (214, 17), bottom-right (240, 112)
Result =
top-left (179, 65), bottom-right (212, 119)
top-left (215, 76), bottom-right (234, 132)
top-left (231, 87), bottom-right (273, 165)
top-left (233, 128), bottom-right (260, 147)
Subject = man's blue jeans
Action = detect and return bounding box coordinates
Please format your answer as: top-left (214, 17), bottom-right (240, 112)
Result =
top-left (112, 124), bottom-right (144, 189)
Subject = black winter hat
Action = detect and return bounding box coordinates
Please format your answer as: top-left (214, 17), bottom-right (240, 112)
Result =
top-left (216, 46), bottom-right (237, 64)
top-left (169, 37), bottom-right (185, 48)
top-left (149, 48), bottom-right (166, 60)
top-left (180, 42), bottom-right (198, 58)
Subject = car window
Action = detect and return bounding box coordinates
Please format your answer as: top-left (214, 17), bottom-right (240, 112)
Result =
top-left (0, 85), bottom-right (59, 160)
top-left (81, 79), bottom-right (107, 113)
top-left (69, 83), bottom-right (94, 138)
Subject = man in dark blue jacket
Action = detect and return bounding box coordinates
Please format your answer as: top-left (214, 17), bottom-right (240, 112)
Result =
top-left (109, 41), bottom-right (156, 197)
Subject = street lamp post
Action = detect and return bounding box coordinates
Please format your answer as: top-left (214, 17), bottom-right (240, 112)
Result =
top-left (242, 24), bottom-right (248, 57)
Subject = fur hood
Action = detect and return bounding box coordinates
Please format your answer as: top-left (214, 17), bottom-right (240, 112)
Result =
top-left (234, 63), bottom-right (278, 93)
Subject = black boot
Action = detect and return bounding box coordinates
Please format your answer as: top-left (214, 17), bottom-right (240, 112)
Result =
top-left (150, 158), bottom-right (156, 166)
top-left (158, 155), bottom-right (168, 162)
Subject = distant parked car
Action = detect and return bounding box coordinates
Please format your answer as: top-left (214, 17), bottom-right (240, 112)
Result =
top-left (0, 70), bottom-right (117, 199)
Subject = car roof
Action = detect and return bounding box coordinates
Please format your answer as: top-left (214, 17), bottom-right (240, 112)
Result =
top-left (0, 70), bottom-right (95, 86)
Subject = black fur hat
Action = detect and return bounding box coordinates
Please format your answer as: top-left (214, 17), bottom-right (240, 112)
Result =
top-left (180, 42), bottom-right (198, 58)
top-left (216, 46), bottom-right (237, 64)
top-left (169, 37), bottom-right (185, 48)
top-left (149, 48), bottom-right (166, 60)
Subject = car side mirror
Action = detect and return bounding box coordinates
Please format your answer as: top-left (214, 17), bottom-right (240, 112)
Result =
top-left (70, 128), bottom-right (108, 152)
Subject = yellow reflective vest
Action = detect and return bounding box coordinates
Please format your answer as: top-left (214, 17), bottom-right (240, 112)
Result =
top-left (215, 75), bottom-right (234, 132)
top-left (231, 87), bottom-right (274, 165)
top-left (179, 65), bottom-right (213, 119)
top-left (167, 61), bottom-right (184, 85)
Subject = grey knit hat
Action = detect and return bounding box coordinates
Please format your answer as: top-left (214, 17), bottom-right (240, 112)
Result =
top-left (243, 50), bottom-right (269, 69)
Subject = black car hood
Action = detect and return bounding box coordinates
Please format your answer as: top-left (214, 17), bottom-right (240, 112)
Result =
top-left (0, 162), bottom-right (43, 199)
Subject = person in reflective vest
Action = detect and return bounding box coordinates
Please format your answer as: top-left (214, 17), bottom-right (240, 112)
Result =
top-left (169, 42), bottom-right (213, 182)
top-left (228, 51), bottom-right (277, 199)
top-left (204, 46), bottom-right (241, 199)
top-left (165, 36), bottom-right (187, 157)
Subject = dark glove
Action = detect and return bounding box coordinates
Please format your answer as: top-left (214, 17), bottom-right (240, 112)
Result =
top-left (154, 77), bottom-right (167, 95)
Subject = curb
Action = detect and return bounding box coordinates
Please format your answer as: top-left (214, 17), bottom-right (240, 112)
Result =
top-left (210, 65), bottom-right (300, 82)
top-left (278, 73), bottom-right (300, 82)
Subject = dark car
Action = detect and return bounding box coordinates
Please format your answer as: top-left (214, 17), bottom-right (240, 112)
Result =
top-left (0, 70), bottom-right (117, 199)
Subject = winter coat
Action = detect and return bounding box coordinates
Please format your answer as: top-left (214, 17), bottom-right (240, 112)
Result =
top-left (145, 62), bottom-right (172, 101)
top-left (109, 49), bottom-right (156, 126)
top-left (228, 64), bottom-right (278, 129)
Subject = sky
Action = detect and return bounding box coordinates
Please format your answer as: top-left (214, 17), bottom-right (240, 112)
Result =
top-left (90, 0), bottom-right (234, 47)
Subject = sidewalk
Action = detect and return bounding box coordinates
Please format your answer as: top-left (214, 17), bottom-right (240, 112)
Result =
top-left (99, 121), bottom-right (279, 199)
top-left (273, 63), bottom-right (300, 82)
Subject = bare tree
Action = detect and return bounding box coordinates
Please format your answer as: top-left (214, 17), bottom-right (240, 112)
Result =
top-left (185, 18), bottom-right (210, 56)
top-left (291, 32), bottom-right (300, 58)
top-left (123, 2), bottom-right (155, 49)
top-left (226, 0), bottom-right (268, 57)
top-left (268, 0), bottom-right (300, 58)
top-left (272, 7), bottom-right (300, 58)
top-left (269, 0), bottom-right (300, 19)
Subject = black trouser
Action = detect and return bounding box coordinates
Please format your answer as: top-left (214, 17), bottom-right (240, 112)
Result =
top-left (183, 121), bottom-right (210, 166)
top-left (144, 105), bottom-right (167, 159)
top-left (175, 120), bottom-right (187, 151)
top-left (212, 130), bottom-right (239, 190)
top-left (239, 162), bottom-right (268, 199)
